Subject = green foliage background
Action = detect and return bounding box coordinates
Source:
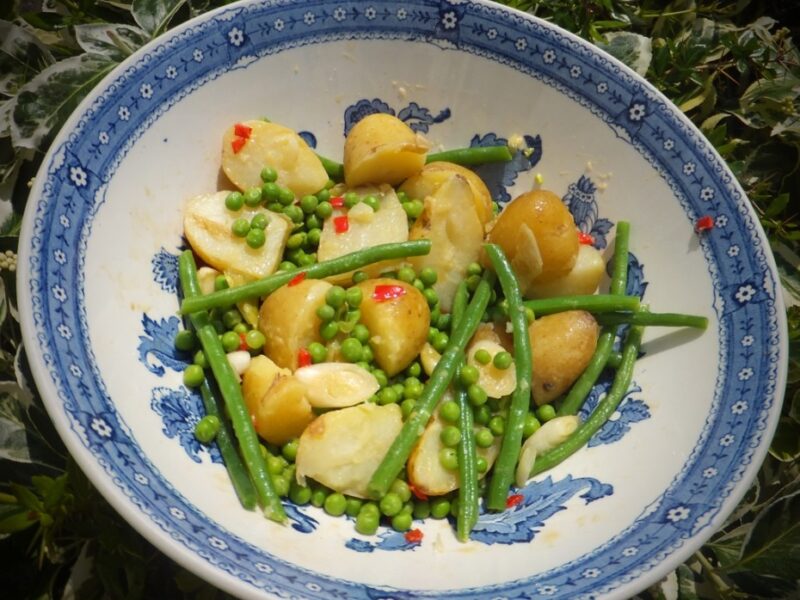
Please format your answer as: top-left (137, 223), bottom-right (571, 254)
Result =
top-left (1, 1), bottom-right (798, 598)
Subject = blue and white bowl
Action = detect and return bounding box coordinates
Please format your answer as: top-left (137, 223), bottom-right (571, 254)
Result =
top-left (18, 1), bottom-right (787, 598)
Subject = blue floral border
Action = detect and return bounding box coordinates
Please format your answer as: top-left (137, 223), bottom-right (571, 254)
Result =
top-left (23, 1), bottom-right (784, 598)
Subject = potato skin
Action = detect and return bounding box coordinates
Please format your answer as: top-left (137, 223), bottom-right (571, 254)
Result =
top-left (528, 244), bottom-right (605, 299)
top-left (355, 278), bottom-right (430, 376)
top-left (529, 310), bottom-right (600, 405)
top-left (344, 114), bottom-right (430, 187)
top-left (259, 279), bottom-right (332, 370)
top-left (487, 189), bottom-right (579, 292)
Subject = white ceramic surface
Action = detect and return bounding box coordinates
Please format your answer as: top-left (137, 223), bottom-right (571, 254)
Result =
top-left (18, 1), bottom-right (787, 598)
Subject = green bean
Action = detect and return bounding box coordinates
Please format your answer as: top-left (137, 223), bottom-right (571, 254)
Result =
top-left (484, 244), bottom-right (534, 511)
top-left (181, 240), bottom-right (431, 314)
top-left (367, 272), bottom-right (495, 498)
top-left (557, 222), bottom-right (631, 417)
top-left (595, 311), bottom-right (708, 329)
top-left (426, 145), bottom-right (513, 167)
top-left (315, 153), bottom-right (344, 182)
top-left (198, 380), bottom-right (257, 510)
top-left (523, 294), bottom-right (639, 316)
top-left (179, 251), bottom-right (286, 523)
top-left (531, 323), bottom-right (644, 476)
top-left (451, 282), bottom-right (479, 541)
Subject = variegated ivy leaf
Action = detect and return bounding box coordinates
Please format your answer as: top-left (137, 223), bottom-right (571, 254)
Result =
top-left (10, 53), bottom-right (118, 152)
top-left (0, 19), bottom-right (54, 97)
top-left (0, 380), bottom-right (35, 464)
top-left (132, 0), bottom-right (187, 37)
top-left (74, 23), bottom-right (149, 61)
top-left (598, 32), bottom-right (652, 77)
top-left (737, 489), bottom-right (800, 579)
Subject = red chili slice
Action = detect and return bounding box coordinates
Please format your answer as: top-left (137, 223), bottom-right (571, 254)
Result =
top-left (695, 215), bottom-right (714, 233)
top-left (238, 333), bottom-right (248, 351)
top-left (408, 483), bottom-right (428, 501)
top-left (506, 494), bottom-right (524, 508)
top-left (297, 348), bottom-right (312, 368)
top-left (234, 123), bottom-right (252, 138)
top-left (330, 196), bottom-right (344, 208)
top-left (404, 529), bottom-right (424, 543)
top-left (578, 231), bottom-right (595, 245)
top-left (231, 137), bottom-right (247, 154)
top-left (333, 215), bottom-right (349, 234)
top-left (288, 272), bottom-right (307, 287)
top-left (372, 285), bottom-right (406, 302)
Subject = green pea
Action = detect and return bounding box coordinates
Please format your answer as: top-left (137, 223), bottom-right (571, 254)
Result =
top-left (323, 492), bottom-right (347, 516)
top-left (300, 194), bottom-right (318, 214)
top-left (474, 404), bottom-right (491, 425)
top-left (225, 191), bottom-right (244, 211)
top-left (351, 323), bottom-right (370, 344)
top-left (222, 309), bottom-right (243, 330)
top-left (460, 364), bottom-right (480, 386)
top-left (474, 348), bottom-right (492, 365)
top-left (305, 215), bottom-right (322, 231)
top-left (245, 227), bottom-right (266, 248)
top-left (289, 481), bottom-right (311, 505)
top-left (436, 313), bottom-right (451, 331)
top-left (298, 252), bottom-right (316, 267)
top-left (413, 500), bottom-right (431, 520)
top-left (193, 350), bottom-right (207, 369)
top-left (316, 189), bottom-right (330, 203)
top-left (440, 400), bottom-right (460, 423)
top-left (536, 404), bottom-right (557, 422)
top-left (466, 274), bottom-right (482, 292)
top-left (281, 438), bottom-right (299, 462)
top-left (244, 187), bottom-right (262, 207)
top-left (378, 387), bottom-right (399, 405)
top-left (439, 447), bottom-right (458, 470)
top-left (315, 201), bottom-right (333, 219)
top-left (278, 186), bottom-right (295, 206)
top-left (272, 475), bottom-right (289, 498)
top-left (345, 497), bottom-right (363, 518)
top-left (432, 331), bottom-right (449, 353)
top-left (316, 304), bottom-right (336, 322)
top-left (352, 270), bottom-right (368, 284)
top-left (345, 286), bottom-right (362, 308)
top-left (406, 362), bottom-right (421, 377)
top-left (326, 286), bottom-right (346, 309)
top-left (379, 492), bottom-right (403, 517)
top-left (396, 266), bottom-right (415, 283)
top-left (355, 506), bottom-right (380, 535)
top-left (440, 425), bottom-right (461, 447)
top-left (419, 267), bottom-right (437, 287)
top-left (194, 415), bottom-right (220, 443)
top-left (310, 487), bottom-right (328, 508)
top-left (403, 380), bottom-right (423, 400)
top-left (266, 201), bottom-right (282, 212)
top-left (221, 330), bottom-right (241, 352)
top-left (340, 338), bottom-right (363, 362)
top-left (407, 199), bottom-right (424, 219)
top-left (214, 275), bottom-right (229, 291)
top-left (450, 497), bottom-right (460, 517)
top-left (427, 327), bottom-right (439, 344)
top-left (306, 228), bottom-right (321, 247)
top-left (174, 329), bottom-right (196, 352)
top-left (390, 479), bottom-right (412, 503)
top-left (489, 415), bottom-right (505, 436)
top-left (372, 368), bottom-right (388, 388)
top-left (391, 512), bottom-right (412, 532)
top-left (476, 456), bottom-right (488, 473)
top-left (475, 427), bottom-right (494, 448)
top-left (400, 398), bottom-right (416, 419)
top-left (423, 288), bottom-right (439, 307)
top-left (283, 204), bottom-right (304, 223)
top-left (361, 344), bottom-right (374, 364)
top-left (467, 383), bottom-right (488, 406)
top-left (231, 217), bottom-right (250, 237)
top-left (245, 329), bottom-right (265, 351)
top-left (259, 166), bottom-right (278, 182)
top-left (493, 351), bottom-right (513, 370)
top-left (523, 413), bottom-right (541, 437)
top-left (265, 453), bottom-right (285, 475)
top-left (344, 191), bottom-right (359, 208)
top-left (250, 213), bottom-right (269, 230)
top-left (183, 364), bottom-right (205, 387)
top-left (362, 195), bottom-right (380, 211)
top-left (467, 262), bottom-right (483, 276)
top-left (233, 323), bottom-right (248, 335)
top-left (262, 182), bottom-right (280, 202)
top-left (320, 320), bottom-right (339, 340)
top-left (308, 342), bottom-right (327, 363)
top-left (286, 232), bottom-right (306, 249)
top-left (392, 382), bottom-right (405, 397)
top-left (430, 498), bottom-right (450, 519)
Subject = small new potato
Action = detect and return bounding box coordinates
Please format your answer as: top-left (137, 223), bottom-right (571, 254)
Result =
top-left (344, 114), bottom-right (430, 187)
top-left (259, 279), bottom-right (332, 370)
top-left (295, 403), bottom-right (403, 498)
top-left (222, 120), bottom-right (328, 197)
top-left (355, 278), bottom-right (430, 376)
top-left (529, 310), bottom-right (600, 405)
top-left (399, 161), bottom-right (494, 226)
top-left (487, 189), bottom-right (579, 294)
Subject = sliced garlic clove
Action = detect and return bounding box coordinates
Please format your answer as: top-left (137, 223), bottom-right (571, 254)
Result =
top-left (293, 362), bottom-right (379, 408)
top-left (226, 350), bottom-right (251, 377)
top-left (515, 415), bottom-right (580, 487)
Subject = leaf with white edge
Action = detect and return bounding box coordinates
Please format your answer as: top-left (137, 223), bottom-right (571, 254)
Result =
top-left (0, 19), bottom-right (54, 96)
top-left (0, 381), bottom-right (34, 463)
top-left (734, 489), bottom-right (800, 579)
top-left (131, 0), bottom-right (187, 37)
top-left (10, 53), bottom-right (118, 151)
top-left (675, 563), bottom-right (703, 600)
top-left (598, 32), bottom-right (652, 76)
top-left (74, 23), bottom-right (149, 61)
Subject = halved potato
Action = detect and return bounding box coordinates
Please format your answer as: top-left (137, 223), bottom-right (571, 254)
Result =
top-left (293, 363), bottom-right (379, 408)
top-left (295, 403), bottom-right (403, 498)
top-left (487, 189), bottom-right (579, 294)
top-left (259, 278), bottom-right (332, 370)
top-left (466, 339), bottom-right (516, 398)
top-left (527, 244), bottom-right (605, 298)
top-left (343, 114), bottom-right (430, 187)
top-left (317, 185), bottom-right (408, 284)
top-left (184, 192), bottom-right (291, 280)
top-left (408, 172), bottom-right (484, 311)
top-left (399, 161), bottom-right (494, 226)
top-left (355, 278), bottom-right (430, 376)
top-left (529, 310), bottom-right (600, 405)
top-left (221, 120), bottom-right (328, 197)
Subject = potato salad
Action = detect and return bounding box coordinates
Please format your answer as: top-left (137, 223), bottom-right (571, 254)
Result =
top-left (176, 114), bottom-right (706, 539)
